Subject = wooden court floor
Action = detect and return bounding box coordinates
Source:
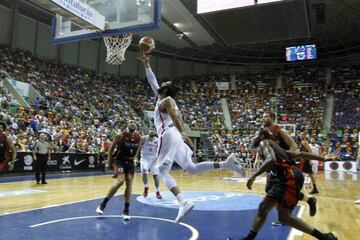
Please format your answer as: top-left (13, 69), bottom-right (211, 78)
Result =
top-left (0, 170), bottom-right (359, 240)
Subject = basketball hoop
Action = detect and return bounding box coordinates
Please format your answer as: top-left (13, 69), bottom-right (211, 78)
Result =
top-left (103, 33), bottom-right (133, 65)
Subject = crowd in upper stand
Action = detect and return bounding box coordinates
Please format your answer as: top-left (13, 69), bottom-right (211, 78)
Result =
top-left (0, 46), bottom-right (358, 162)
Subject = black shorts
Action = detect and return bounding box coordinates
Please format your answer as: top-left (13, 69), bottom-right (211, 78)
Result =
top-left (300, 160), bottom-right (313, 174)
top-left (112, 159), bottom-right (135, 175)
top-left (265, 167), bottom-right (304, 209)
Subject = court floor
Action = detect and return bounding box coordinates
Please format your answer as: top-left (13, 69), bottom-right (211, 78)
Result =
top-left (0, 170), bottom-right (359, 240)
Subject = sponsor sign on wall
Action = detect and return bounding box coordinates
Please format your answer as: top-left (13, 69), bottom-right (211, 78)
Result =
top-left (6, 152), bottom-right (99, 174)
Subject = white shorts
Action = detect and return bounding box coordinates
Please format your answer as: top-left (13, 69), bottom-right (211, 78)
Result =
top-left (310, 160), bottom-right (319, 174)
top-left (140, 158), bottom-right (159, 175)
top-left (156, 128), bottom-right (193, 173)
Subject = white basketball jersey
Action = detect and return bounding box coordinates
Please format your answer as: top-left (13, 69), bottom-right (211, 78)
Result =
top-left (154, 96), bottom-right (179, 136)
top-left (141, 135), bottom-right (158, 160)
top-left (309, 143), bottom-right (321, 155)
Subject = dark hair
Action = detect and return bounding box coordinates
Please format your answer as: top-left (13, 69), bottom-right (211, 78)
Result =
top-left (158, 84), bottom-right (178, 98)
top-left (0, 121), bottom-right (6, 130)
top-left (268, 112), bottom-right (276, 120)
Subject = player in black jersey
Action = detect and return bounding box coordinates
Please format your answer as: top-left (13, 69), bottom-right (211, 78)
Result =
top-left (96, 121), bottom-right (141, 221)
top-left (228, 130), bottom-right (338, 240)
top-left (0, 121), bottom-right (16, 173)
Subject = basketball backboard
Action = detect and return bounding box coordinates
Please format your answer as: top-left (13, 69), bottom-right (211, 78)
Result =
top-left (31, 0), bottom-right (161, 44)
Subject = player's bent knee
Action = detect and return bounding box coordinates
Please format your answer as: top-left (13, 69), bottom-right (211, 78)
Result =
top-left (158, 172), bottom-right (177, 189)
top-left (114, 181), bottom-right (124, 188)
top-left (258, 199), bottom-right (272, 214)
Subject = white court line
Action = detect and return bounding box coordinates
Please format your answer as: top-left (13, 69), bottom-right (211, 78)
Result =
top-left (0, 196), bottom-right (103, 216)
top-left (314, 195), bottom-right (356, 203)
top-left (0, 172), bottom-right (121, 185)
top-left (29, 215), bottom-right (199, 240)
top-left (287, 205), bottom-right (305, 240)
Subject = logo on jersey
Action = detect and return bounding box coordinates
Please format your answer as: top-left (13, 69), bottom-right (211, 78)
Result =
top-left (137, 191), bottom-right (263, 211)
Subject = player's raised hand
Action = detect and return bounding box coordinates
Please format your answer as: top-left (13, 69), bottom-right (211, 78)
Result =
top-left (324, 150), bottom-right (340, 160)
top-left (137, 51), bottom-right (150, 66)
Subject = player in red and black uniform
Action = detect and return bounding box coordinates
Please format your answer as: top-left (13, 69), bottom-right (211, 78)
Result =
top-left (231, 129), bottom-right (338, 240)
top-left (96, 121), bottom-right (141, 221)
top-left (262, 112), bottom-right (301, 225)
top-left (262, 112), bottom-right (298, 151)
top-left (0, 121), bottom-right (16, 173)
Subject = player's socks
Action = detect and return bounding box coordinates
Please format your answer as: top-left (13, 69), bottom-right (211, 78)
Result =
top-left (311, 229), bottom-right (331, 240)
top-left (156, 191), bottom-right (162, 199)
top-left (96, 198), bottom-right (109, 215)
top-left (176, 193), bottom-right (184, 204)
top-left (242, 230), bottom-right (257, 240)
top-left (123, 203), bottom-right (130, 221)
top-left (143, 187), bottom-right (149, 197)
top-left (307, 197), bottom-right (317, 217)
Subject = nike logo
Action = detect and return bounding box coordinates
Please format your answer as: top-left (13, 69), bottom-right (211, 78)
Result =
top-left (74, 159), bottom-right (86, 166)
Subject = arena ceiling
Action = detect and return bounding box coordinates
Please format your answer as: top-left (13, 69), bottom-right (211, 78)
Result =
top-left (1, 0), bottom-right (360, 65)
top-left (168, 0), bottom-right (360, 65)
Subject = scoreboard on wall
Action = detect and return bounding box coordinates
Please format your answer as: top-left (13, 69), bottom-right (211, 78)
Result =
top-left (286, 44), bottom-right (317, 62)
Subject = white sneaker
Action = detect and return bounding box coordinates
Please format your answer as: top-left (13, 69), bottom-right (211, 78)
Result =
top-left (174, 200), bottom-right (194, 224)
top-left (222, 153), bottom-right (246, 177)
top-left (122, 214), bottom-right (131, 221)
top-left (96, 205), bottom-right (104, 215)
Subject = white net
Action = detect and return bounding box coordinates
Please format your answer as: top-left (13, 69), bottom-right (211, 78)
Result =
top-left (103, 33), bottom-right (133, 65)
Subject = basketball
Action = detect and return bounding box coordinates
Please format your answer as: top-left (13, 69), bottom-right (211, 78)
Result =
top-left (139, 36), bottom-right (155, 54)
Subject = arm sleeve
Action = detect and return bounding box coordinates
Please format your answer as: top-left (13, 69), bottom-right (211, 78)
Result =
top-left (145, 67), bottom-right (160, 96)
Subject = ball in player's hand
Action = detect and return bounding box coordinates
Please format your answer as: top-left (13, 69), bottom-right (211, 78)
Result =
top-left (139, 36), bottom-right (155, 54)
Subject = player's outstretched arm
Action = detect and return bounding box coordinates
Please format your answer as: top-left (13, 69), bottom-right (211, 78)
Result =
top-left (138, 51), bottom-right (159, 96)
top-left (286, 150), bottom-right (338, 161)
top-left (107, 134), bottom-right (123, 167)
top-left (247, 141), bottom-right (276, 189)
top-left (279, 129), bottom-right (298, 151)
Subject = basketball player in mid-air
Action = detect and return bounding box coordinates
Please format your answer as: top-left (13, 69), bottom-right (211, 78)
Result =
top-left (228, 129), bottom-right (338, 240)
top-left (0, 121), bottom-right (16, 173)
top-left (139, 52), bottom-right (246, 223)
top-left (134, 128), bottom-right (162, 199)
top-left (96, 121), bottom-right (140, 221)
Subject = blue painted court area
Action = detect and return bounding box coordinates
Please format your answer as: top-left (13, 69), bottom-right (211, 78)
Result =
top-left (0, 192), bottom-right (298, 240)
top-left (0, 171), bottom-right (110, 183)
